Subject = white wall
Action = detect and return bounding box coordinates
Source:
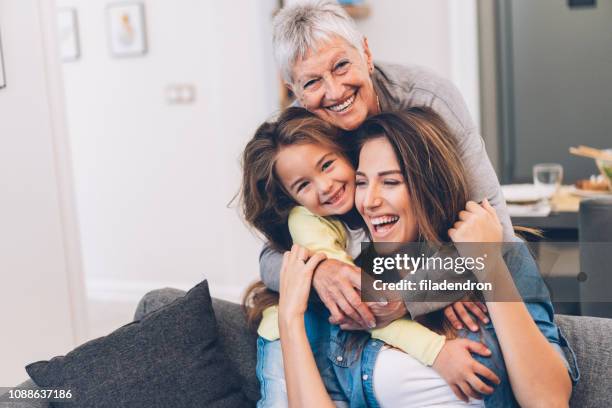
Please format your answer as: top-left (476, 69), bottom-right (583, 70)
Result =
top-left (0, 0), bottom-right (87, 384)
top-left (356, 0), bottom-right (480, 127)
top-left (356, 0), bottom-right (452, 78)
top-left (56, 0), bottom-right (278, 306)
top-left (54, 0), bottom-right (479, 330)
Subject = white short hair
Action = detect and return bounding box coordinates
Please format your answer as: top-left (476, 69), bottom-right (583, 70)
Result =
top-left (273, 0), bottom-right (364, 84)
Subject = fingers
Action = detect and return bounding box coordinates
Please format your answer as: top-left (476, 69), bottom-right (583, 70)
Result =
top-left (339, 284), bottom-right (375, 328)
top-left (296, 244), bottom-right (309, 263)
top-left (464, 339), bottom-right (492, 357)
top-left (482, 198), bottom-right (496, 216)
top-left (344, 265), bottom-right (362, 290)
top-left (476, 301), bottom-right (488, 313)
top-left (452, 220), bottom-right (465, 230)
top-left (367, 300), bottom-right (389, 315)
top-left (467, 374), bottom-right (495, 395)
top-left (472, 360), bottom-right (501, 385)
top-left (281, 251), bottom-right (290, 270)
top-left (304, 252), bottom-right (327, 271)
top-left (444, 305), bottom-right (464, 330)
top-left (458, 381), bottom-right (481, 400)
top-left (458, 210), bottom-right (473, 221)
top-left (329, 286), bottom-right (367, 328)
top-left (453, 302), bottom-right (479, 332)
top-left (321, 293), bottom-right (346, 325)
top-left (287, 244), bottom-right (299, 266)
top-left (464, 301), bottom-right (489, 324)
top-left (339, 321), bottom-right (365, 331)
top-left (466, 200), bottom-right (484, 214)
top-left (450, 384), bottom-right (469, 403)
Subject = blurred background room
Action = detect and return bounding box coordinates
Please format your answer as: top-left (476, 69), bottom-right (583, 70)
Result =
top-left (1, 0), bottom-right (611, 385)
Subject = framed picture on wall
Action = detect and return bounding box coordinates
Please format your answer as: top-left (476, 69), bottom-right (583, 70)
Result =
top-left (0, 28), bottom-right (6, 88)
top-left (106, 3), bottom-right (147, 57)
top-left (57, 8), bottom-right (80, 62)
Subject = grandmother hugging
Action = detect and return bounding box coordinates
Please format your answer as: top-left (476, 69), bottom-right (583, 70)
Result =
top-left (239, 1), bottom-right (576, 407)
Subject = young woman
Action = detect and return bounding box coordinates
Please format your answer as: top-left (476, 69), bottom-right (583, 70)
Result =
top-left (265, 109), bottom-right (575, 407)
top-left (241, 107), bottom-right (495, 407)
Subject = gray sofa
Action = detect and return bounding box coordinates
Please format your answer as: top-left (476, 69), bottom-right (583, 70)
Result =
top-left (2, 290), bottom-right (611, 407)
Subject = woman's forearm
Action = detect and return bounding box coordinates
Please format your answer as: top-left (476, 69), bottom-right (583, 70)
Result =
top-left (485, 256), bottom-right (571, 407)
top-left (279, 316), bottom-right (335, 408)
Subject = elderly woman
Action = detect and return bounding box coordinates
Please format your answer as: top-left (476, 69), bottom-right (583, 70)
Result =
top-left (261, 0), bottom-right (510, 337)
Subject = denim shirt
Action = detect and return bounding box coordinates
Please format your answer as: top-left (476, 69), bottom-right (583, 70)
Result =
top-left (319, 242), bottom-right (580, 407)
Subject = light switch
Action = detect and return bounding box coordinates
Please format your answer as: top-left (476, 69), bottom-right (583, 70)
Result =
top-left (165, 84), bottom-right (196, 105)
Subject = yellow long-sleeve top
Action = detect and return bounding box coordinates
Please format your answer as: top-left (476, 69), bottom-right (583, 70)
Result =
top-left (257, 206), bottom-right (446, 366)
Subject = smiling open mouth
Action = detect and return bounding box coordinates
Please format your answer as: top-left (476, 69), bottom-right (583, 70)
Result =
top-left (326, 93), bottom-right (356, 113)
top-left (324, 185), bottom-right (346, 205)
top-left (371, 215), bottom-right (399, 233)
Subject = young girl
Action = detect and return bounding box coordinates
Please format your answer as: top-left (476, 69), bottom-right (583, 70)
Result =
top-left (240, 107), bottom-right (497, 407)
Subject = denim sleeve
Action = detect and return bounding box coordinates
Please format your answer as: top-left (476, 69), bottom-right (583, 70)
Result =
top-left (506, 242), bottom-right (558, 342)
top-left (259, 243), bottom-right (282, 292)
top-left (525, 301), bottom-right (559, 344)
top-left (508, 241), bottom-right (580, 382)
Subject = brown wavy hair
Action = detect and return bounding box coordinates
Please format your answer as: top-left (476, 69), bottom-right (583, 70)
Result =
top-left (350, 108), bottom-right (474, 335)
top-left (351, 108), bottom-right (469, 244)
top-left (240, 107), bottom-right (349, 329)
top-left (240, 107), bottom-right (348, 252)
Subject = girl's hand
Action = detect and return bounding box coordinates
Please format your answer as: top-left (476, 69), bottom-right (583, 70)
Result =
top-left (278, 244), bottom-right (327, 324)
top-left (444, 299), bottom-right (489, 332)
top-left (448, 199), bottom-right (502, 243)
top-left (432, 338), bottom-right (501, 402)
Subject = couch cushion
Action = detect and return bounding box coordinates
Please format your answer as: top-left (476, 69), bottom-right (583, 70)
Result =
top-left (555, 314), bottom-right (612, 407)
top-left (212, 298), bottom-right (259, 403)
top-left (132, 288), bottom-right (260, 403)
top-left (25, 280), bottom-right (250, 408)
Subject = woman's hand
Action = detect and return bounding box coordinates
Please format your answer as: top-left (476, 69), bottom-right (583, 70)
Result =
top-left (444, 299), bottom-right (489, 332)
top-left (448, 199), bottom-right (503, 280)
top-left (448, 199), bottom-right (502, 243)
top-left (432, 338), bottom-right (501, 402)
top-left (368, 301), bottom-right (408, 329)
top-left (278, 244), bottom-right (327, 325)
top-left (312, 258), bottom-right (376, 330)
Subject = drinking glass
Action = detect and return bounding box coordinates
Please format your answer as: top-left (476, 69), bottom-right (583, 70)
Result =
top-left (533, 163), bottom-right (563, 199)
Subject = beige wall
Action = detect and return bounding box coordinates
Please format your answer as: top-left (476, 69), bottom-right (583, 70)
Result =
top-left (356, 0), bottom-right (452, 78)
top-left (57, 0), bottom-right (279, 304)
top-left (0, 0), bottom-right (86, 384)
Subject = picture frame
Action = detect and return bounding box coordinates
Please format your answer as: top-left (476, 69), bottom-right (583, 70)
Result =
top-left (57, 8), bottom-right (81, 62)
top-left (0, 28), bottom-right (6, 89)
top-left (106, 2), bottom-right (147, 57)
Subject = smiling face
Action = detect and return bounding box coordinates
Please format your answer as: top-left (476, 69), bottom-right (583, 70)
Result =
top-left (275, 142), bottom-right (355, 217)
top-left (290, 36), bottom-right (379, 131)
top-left (355, 137), bottom-right (418, 243)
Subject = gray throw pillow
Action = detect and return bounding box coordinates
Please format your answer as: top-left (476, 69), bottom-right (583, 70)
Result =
top-left (26, 280), bottom-right (250, 407)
